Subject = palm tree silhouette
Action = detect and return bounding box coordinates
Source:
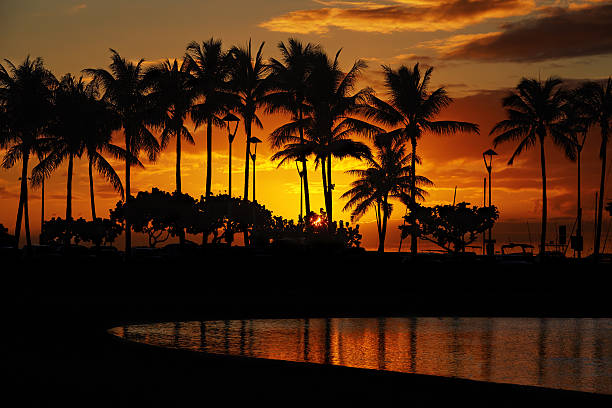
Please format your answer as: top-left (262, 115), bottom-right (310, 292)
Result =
top-left (490, 77), bottom-right (569, 255)
top-left (266, 38), bottom-right (320, 216)
top-left (579, 78), bottom-right (611, 258)
top-left (363, 63), bottom-right (478, 254)
top-left (82, 88), bottom-right (128, 221)
top-left (32, 75), bottom-right (90, 222)
top-left (186, 39), bottom-right (236, 198)
top-left (0, 56), bottom-right (56, 249)
top-left (228, 40), bottom-right (269, 203)
top-left (558, 90), bottom-right (589, 258)
top-left (271, 49), bottom-right (381, 225)
top-left (146, 58), bottom-right (197, 245)
top-left (342, 134), bottom-right (431, 252)
top-left (146, 58), bottom-right (196, 194)
top-left (84, 49), bottom-right (160, 256)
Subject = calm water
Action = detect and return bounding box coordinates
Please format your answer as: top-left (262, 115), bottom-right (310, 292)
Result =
top-left (109, 317), bottom-right (612, 395)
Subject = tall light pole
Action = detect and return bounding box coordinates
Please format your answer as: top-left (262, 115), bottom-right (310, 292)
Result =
top-left (222, 113), bottom-right (240, 198)
top-left (295, 158), bottom-right (307, 222)
top-left (249, 137), bottom-right (262, 203)
top-left (483, 149), bottom-right (497, 255)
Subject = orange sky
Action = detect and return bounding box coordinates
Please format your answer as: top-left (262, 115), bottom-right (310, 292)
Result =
top-left (1, 0), bottom-right (611, 252)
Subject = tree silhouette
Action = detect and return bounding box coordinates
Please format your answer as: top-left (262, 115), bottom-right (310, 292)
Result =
top-left (186, 39), bottom-right (237, 198)
top-left (146, 58), bottom-right (196, 194)
top-left (84, 49), bottom-right (160, 255)
top-left (266, 38), bottom-right (321, 216)
top-left (271, 48), bottom-right (381, 226)
top-left (0, 56), bottom-right (56, 249)
top-left (403, 202), bottom-right (498, 253)
top-left (362, 63), bottom-right (479, 255)
top-left (342, 134), bottom-right (431, 252)
top-left (578, 78), bottom-right (611, 258)
top-left (490, 77), bottom-right (571, 255)
top-left (228, 40), bottom-right (270, 203)
top-left (81, 82), bottom-right (129, 221)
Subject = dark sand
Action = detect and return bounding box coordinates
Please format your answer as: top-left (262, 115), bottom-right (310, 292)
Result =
top-left (6, 249), bottom-right (612, 406)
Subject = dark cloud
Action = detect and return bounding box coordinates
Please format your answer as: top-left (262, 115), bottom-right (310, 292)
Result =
top-left (441, 4), bottom-right (612, 62)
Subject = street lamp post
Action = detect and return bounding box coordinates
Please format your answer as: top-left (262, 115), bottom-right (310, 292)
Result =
top-left (483, 149), bottom-right (498, 255)
top-left (249, 137), bottom-right (262, 203)
top-left (295, 158), bottom-right (308, 222)
top-left (222, 113), bottom-right (240, 198)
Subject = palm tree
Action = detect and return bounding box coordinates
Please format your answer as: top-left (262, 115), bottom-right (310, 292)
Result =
top-left (81, 80), bottom-right (126, 220)
top-left (579, 78), bottom-right (611, 258)
top-left (490, 77), bottom-right (570, 255)
top-left (31, 74), bottom-right (89, 221)
top-left (270, 49), bottom-right (381, 225)
top-left (145, 58), bottom-right (196, 194)
top-left (0, 56), bottom-right (56, 249)
top-left (84, 49), bottom-right (160, 255)
top-left (265, 38), bottom-right (320, 215)
top-left (228, 40), bottom-right (269, 203)
top-left (557, 90), bottom-right (589, 258)
top-left (342, 134), bottom-right (431, 252)
top-left (186, 39), bottom-right (236, 198)
top-left (362, 63), bottom-right (479, 254)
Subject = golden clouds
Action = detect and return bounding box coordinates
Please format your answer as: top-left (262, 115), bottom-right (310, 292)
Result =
top-left (259, 0), bottom-right (535, 34)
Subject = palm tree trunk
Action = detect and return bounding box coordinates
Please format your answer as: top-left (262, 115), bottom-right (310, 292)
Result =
top-left (298, 110), bottom-right (311, 215)
top-left (410, 136), bottom-right (418, 255)
top-left (24, 184), bottom-right (31, 249)
top-left (594, 132), bottom-right (608, 257)
top-left (321, 158), bottom-right (328, 216)
top-left (176, 130), bottom-right (182, 194)
top-left (66, 153), bottom-right (74, 220)
top-left (576, 149), bottom-right (581, 258)
top-left (14, 150), bottom-right (29, 248)
top-left (65, 152), bottom-right (74, 247)
top-left (176, 131), bottom-right (185, 246)
top-left (40, 171), bottom-right (45, 244)
top-left (379, 194), bottom-right (389, 253)
top-left (89, 156), bottom-right (97, 220)
top-left (539, 138), bottom-right (547, 255)
top-left (243, 118), bottom-right (252, 246)
top-left (326, 154), bottom-right (333, 226)
top-left (125, 132), bottom-right (131, 257)
top-left (243, 119), bottom-right (252, 202)
top-left (205, 117), bottom-right (212, 197)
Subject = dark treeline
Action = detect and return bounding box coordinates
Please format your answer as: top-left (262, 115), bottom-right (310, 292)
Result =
top-left (1, 38), bottom-right (610, 256)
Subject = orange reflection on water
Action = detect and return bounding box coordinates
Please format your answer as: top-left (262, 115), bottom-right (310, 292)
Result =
top-left (109, 317), bottom-right (612, 395)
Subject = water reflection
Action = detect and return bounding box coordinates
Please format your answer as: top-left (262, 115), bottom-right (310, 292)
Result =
top-left (109, 317), bottom-right (612, 395)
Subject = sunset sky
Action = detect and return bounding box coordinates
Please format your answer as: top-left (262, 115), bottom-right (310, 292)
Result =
top-left (1, 0), bottom-right (611, 252)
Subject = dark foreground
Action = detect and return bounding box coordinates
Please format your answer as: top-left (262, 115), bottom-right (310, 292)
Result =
top-left (6, 249), bottom-right (612, 406)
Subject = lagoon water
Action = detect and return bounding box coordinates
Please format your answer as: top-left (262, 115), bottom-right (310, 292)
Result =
top-left (109, 317), bottom-right (612, 395)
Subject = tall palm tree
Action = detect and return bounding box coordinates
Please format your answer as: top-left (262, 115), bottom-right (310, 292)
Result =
top-left (490, 77), bottom-right (570, 255)
top-left (84, 49), bottom-right (160, 255)
top-left (0, 56), bottom-right (56, 249)
top-left (31, 74), bottom-right (90, 221)
top-left (145, 58), bottom-right (196, 194)
top-left (342, 134), bottom-right (431, 252)
top-left (265, 38), bottom-right (320, 215)
top-left (557, 90), bottom-right (589, 258)
top-left (271, 49), bottom-right (381, 225)
top-left (80, 79), bottom-right (127, 220)
top-left (228, 40), bottom-right (269, 203)
top-left (363, 63), bottom-right (479, 254)
top-left (186, 39), bottom-right (236, 198)
top-left (579, 78), bottom-right (611, 258)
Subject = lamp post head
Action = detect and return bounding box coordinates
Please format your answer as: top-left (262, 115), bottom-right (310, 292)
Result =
top-left (249, 137), bottom-right (262, 144)
top-left (483, 149), bottom-right (497, 169)
top-left (222, 113), bottom-right (240, 123)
